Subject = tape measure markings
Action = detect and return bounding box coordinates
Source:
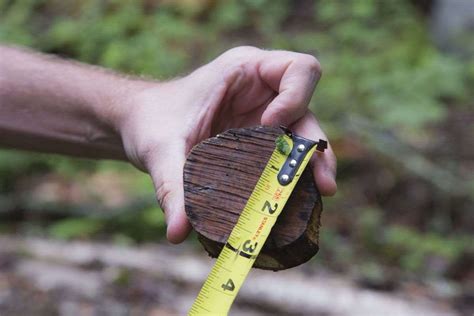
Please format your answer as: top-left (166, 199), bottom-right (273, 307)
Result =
top-left (189, 132), bottom-right (324, 315)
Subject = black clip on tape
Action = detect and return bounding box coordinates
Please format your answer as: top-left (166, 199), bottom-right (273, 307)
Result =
top-left (277, 127), bottom-right (328, 186)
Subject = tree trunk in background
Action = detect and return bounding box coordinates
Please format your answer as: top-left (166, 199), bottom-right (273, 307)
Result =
top-left (431, 0), bottom-right (474, 58)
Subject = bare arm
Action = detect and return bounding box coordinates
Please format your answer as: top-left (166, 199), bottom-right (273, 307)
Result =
top-left (0, 45), bottom-right (337, 243)
top-left (0, 45), bottom-right (137, 159)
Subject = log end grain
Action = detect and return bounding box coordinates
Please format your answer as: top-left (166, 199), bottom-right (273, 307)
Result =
top-left (184, 126), bottom-right (323, 271)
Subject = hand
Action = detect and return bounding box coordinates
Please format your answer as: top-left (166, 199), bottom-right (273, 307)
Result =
top-left (117, 46), bottom-right (337, 243)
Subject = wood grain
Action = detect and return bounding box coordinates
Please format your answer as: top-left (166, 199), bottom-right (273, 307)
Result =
top-left (184, 126), bottom-right (322, 270)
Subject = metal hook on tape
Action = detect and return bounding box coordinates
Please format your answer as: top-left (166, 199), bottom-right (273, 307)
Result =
top-left (278, 126), bottom-right (328, 186)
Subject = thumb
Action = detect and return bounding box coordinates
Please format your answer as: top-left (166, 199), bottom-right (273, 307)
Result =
top-left (147, 144), bottom-right (191, 244)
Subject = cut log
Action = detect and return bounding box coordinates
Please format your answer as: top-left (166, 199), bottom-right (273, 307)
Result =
top-left (183, 126), bottom-right (323, 271)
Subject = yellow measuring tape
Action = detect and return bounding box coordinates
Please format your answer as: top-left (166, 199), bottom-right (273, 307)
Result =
top-left (189, 130), bottom-right (327, 315)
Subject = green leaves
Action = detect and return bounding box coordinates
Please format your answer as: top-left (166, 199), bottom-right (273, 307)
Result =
top-left (275, 135), bottom-right (291, 155)
top-left (48, 218), bottom-right (103, 240)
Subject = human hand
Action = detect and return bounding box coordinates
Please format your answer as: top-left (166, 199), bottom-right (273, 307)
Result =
top-left (117, 46), bottom-right (337, 243)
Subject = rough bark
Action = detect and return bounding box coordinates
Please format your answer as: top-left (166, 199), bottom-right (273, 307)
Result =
top-left (183, 126), bottom-right (323, 270)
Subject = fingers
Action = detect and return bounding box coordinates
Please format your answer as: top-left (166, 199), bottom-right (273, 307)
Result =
top-left (292, 111), bottom-right (337, 196)
top-left (259, 50), bottom-right (322, 127)
top-left (146, 143), bottom-right (191, 244)
top-left (255, 50), bottom-right (334, 194)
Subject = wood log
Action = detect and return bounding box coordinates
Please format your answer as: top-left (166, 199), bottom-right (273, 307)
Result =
top-left (183, 126), bottom-right (323, 271)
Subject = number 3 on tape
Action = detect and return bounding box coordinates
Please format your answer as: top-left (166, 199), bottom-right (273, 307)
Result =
top-left (189, 128), bottom-right (327, 315)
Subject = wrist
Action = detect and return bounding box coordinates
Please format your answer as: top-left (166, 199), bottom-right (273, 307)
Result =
top-left (104, 75), bottom-right (167, 166)
top-left (83, 69), bottom-right (141, 128)
top-left (106, 77), bottom-right (161, 132)
top-left (87, 74), bottom-right (156, 157)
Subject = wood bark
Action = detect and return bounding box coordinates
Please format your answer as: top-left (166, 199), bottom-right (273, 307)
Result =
top-left (183, 126), bottom-right (323, 270)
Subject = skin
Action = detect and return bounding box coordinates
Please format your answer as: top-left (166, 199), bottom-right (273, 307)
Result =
top-left (0, 45), bottom-right (337, 244)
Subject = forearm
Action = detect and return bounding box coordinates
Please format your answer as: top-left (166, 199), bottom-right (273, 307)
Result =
top-left (0, 45), bottom-right (145, 159)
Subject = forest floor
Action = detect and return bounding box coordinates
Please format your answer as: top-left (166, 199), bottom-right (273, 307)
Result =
top-left (0, 237), bottom-right (463, 316)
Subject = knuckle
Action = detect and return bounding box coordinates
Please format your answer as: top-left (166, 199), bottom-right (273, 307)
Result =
top-left (301, 54), bottom-right (322, 75)
top-left (137, 139), bottom-right (168, 171)
top-left (222, 46), bottom-right (260, 59)
top-left (269, 102), bottom-right (295, 124)
top-left (155, 181), bottom-right (173, 211)
top-left (139, 144), bottom-right (158, 170)
top-left (230, 45), bottom-right (259, 53)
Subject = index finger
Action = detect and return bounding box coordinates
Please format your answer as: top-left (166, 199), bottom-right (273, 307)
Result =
top-left (259, 50), bottom-right (322, 127)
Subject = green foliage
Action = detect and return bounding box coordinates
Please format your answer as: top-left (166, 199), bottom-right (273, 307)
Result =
top-left (0, 0), bottom-right (38, 46)
top-left (0, 149), bottom-right (100, 193)
top-left (348, 206), bottom-right (472, 276)
top-left (48, 218), bottom-right (103, 240)
top-left (46, 206), bottom-right (165, 242)
top-left (306, 0), bottom-right (467, 136)
top-left (1, 0), bottom-right (470, 135)
top-left (275, 135), bottom-right (291, 155)
top-left (383, 226), bottom-right (472, 273)
top-left (44, 2), bottom-right (197, 78)
top-left (112, 268), bottom-right (132, 287)
top-left (0, 0), bottom-right (472, 285)
top-left (106, 206), bottom-right (166, 242)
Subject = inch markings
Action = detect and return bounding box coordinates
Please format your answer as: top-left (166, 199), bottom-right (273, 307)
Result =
top-left (189, 134), bottom-right (316, 316)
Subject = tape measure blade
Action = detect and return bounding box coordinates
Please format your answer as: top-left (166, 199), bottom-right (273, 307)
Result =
top-left (189, 136), bottom-right (316, 315)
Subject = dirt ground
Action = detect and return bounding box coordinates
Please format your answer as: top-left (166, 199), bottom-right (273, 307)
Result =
top-left (0, 237), bottom-right (465, 316)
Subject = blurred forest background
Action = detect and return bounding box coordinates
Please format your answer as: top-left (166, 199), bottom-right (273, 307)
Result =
top-left (0, 0), bottom-right (473, 315)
